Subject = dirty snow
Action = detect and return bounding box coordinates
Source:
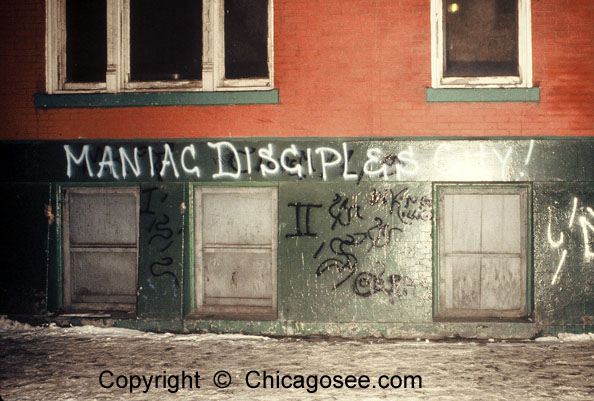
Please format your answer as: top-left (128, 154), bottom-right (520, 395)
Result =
top-left (1, 317), bottom-right (593, 400)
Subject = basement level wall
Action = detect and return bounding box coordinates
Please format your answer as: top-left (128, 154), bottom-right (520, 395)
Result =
top-left (0, 138), bottom-right (592, 339)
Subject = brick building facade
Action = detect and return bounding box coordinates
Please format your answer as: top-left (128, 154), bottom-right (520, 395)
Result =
top-left (0, 0), bottom-right (592, 338)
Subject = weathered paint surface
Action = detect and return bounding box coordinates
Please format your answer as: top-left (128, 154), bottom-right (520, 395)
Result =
top-left (279, 182), bottom-right (433, 323)
top-left (1, 139), bottom-right (593, 183)
top-left (533, 183), bottom-right (594, 327)
top-left (1, 138), bottom-right (593, 338)
top-left (137, 183), bottom-right (185, 319)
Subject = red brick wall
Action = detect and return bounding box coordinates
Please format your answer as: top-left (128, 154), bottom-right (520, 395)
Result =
top-left (1, 0), bottom-right (592, 140)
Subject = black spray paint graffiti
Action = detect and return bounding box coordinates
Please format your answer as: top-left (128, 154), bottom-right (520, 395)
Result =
top-left (286, 203), bottom-right (323, 238)
top-left (329, 193), bottom-right (364, 229)
top-left (304, 187), bottom-right (433, 301)
top-left (141, 187), bottom-right (180, 286)
top-left (353, 262), bottom-right (430, 304)
top-left (369, 187), bottom-right (432, 225)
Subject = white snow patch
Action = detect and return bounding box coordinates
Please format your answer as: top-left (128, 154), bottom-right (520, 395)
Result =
top-left (49, 325), bottom-right (156, 337)
top-left (557, 332), bottom-right (594, 342)
top-left (170, 333), bottom-right (276, 342)
top-left (0, 315), bottom-right (35, 331)
top-left (535, 332), bottom-right (594, 342)
top-left (0, 320), bottom-right (277, 342)
top-left (51, 325), bottom-right (277, 342)
top-left (534, 336), bottom-right (560, 342)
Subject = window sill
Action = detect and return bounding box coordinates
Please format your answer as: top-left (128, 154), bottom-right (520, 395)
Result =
top-left (426, 87), bottom-right (539, 103)
top-left (34, 89), bottom-right (279, 109)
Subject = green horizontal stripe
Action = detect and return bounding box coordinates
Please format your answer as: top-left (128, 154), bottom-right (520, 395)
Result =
top-left (35, 90), bottom-right (279, 108)
top-left (426, 87), bottom-right (540, 103)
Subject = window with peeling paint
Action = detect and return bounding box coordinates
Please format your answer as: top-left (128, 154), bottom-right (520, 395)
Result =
top-left (430, 0), bottom-right (532, 88)
top-left (62, 187), bottom-right (139, 312)
top-left (435, 184), bottom-right (530, 319)
top-left (46, 0), bottom-right (274, 93)
top-left (193, 187), bottom-right (277, 319)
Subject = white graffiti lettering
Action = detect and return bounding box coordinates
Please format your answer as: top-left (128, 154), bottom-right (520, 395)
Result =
top-left (97, 145), bottom-right (119, 179)
top-left (181, 145), bottom-right (200, 178)
top-left (547, 207), bottom-right (565, 249)
top-left (396, 146), bottom-right (419, 180)
top-left (62, 141), bottom-right (540, 183)
top-left (363, 148), bottom-right (388, 180)
top-left (342, 143), bottom-right (358, 181)
top-left (547, 197), bottom-right (594, 286)
top-left (119, 147), bottom-right (140, 179)
top-left (148, 146), bottom-right (156, 177)
top-left (160, 144), bottom-right (179, 178)
top-left (492, 146), bottom-right (512, 181)
top-left (244, 146), bottom-right (253, 175)
top-left (209, 141), bottom-right (241, 179)
top-left (64, 145), bottom-right (94, 178)
top-left (579, 216), bottom-right (594, 261)
top-left (551, 249), bottom-right (568, 286)
top-left (280, 145), bottom-right (304, 179)
top-left (259, 144), bottom-right (281, 177)
top-left (315, 147), bottom-right (343, 181)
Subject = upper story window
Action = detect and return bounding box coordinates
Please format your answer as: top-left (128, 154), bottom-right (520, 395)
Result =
top-left (430, 0), bottom-right (532, 88)
top-left (46, 0), bottom-right (274, 93)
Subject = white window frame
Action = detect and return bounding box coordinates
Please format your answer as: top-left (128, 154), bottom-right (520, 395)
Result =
top-left (46, 0), bottom-right (274, 94)
top-left (430, 0), bottom-right (532, 88)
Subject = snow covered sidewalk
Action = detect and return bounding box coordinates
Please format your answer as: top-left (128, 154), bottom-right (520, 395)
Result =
top-left (0, 317), bottom-right (593, 400)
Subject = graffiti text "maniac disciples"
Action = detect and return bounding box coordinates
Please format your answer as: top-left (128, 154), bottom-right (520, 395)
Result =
top-left (64, 142), bottom-right (417, 181)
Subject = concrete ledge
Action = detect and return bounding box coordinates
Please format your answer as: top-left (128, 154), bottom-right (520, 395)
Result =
top-left (34, 90), bottom-right (279, 108)
top-left (426, 87), bottom-right (540, 103)
top-left (11, 315), bottom-right (594, 339)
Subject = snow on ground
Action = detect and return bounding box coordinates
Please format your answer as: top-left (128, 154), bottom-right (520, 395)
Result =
top-left (1, 317), bottom-right (593, 400)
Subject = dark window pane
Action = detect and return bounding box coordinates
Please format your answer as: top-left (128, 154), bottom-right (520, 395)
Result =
top-left (66, 0), bottom-right (107, 83)
top-left (225, 0), bottom-right (269, 79)
top-left (444, 0), bottom-right (518, 77)
top-left (130, 0), bottom-right (202, 81)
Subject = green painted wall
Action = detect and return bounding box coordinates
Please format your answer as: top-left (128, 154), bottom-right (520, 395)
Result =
top-left (1, 138), bottom-right (592, 338)
top-left (137, 183), bottom-right (185, 319)
top-left (278, 182), bottom-right (433, 323)
top-left (533, 183), bottom-right (594, 327)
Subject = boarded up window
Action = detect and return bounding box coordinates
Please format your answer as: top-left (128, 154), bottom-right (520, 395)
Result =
top-left (62, 187), bottom-right (139, 312)
top-left (194, 187), bottom-right (277, 319)
top-left (436, 185), bottom-right (529, 319)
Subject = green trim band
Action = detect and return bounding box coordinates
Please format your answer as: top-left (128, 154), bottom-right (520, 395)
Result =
top-left (426, 87), bottom-right (540, 103)
top-left (34, 90), bottom-right (279, 109)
